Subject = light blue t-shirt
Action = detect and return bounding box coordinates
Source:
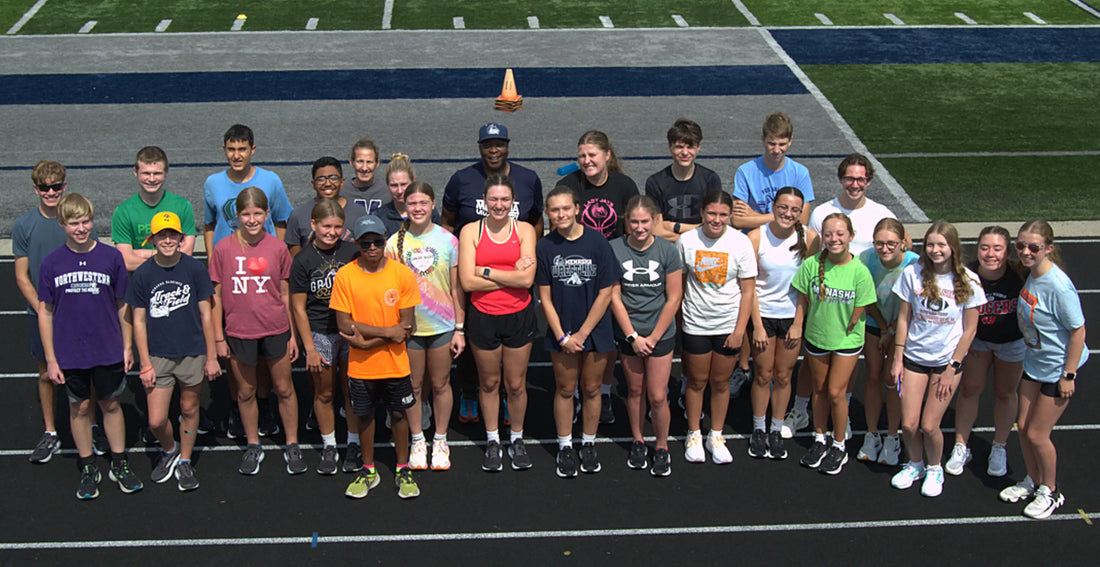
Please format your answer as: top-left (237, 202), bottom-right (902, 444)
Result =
top-left (859, 249), bottom-right (919, 329)
top-left (203, 166), bottom-right (293, 246)
top-left (733, 156), bottom-right (814, 214)
top-left (1017, 265), bottom-right (1089, 382)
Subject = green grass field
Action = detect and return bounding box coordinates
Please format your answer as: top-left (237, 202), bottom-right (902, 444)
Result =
top-left (744, 0), bottom-right (1097, 26)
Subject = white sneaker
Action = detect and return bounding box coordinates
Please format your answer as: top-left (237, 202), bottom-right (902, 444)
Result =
top-left (921, 465), bottom-right (945, 497)
top-left (421, 401), bottom-right (432, 432)
top-left (944, 443), bottom-right (972, 476)
top-left (1023, 485), bottom-right (1064, 519)
top-left (856, 432), bottom-right (882, 462)
top-left (409, 438), bottom-right (428, 470)
top-left (878, 434), bottom-right (902, 466)
top-left (684, 431), bottom-right (705, 463)
top-left (705, 434), bottom-right (733, 465)
top-left (987, 444), bottom-right (1008, 477)
top-left (999, 476), bottom-right (1036, 503)
top-left (892, 461), bottom-right (925, 489)
top-left (430, 438), bottom-right (451, 471)
top-left (781, 407), bottom-right (809, 439)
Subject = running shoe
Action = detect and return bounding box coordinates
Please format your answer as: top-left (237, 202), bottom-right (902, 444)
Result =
top-left (845, 417), bottom-right (852, 441)
top-left (239, 445), bottom-right (264, 475)
top-left (431, 438), bottom-right (451, 471)
top-left (988, 444), bottom-right (1008, 478)
top-left (600, 394), bottom-right (615, 424)
top-left (1023, 485), bottom-right (1064, 519)
top-left (226, 407), bottom-right (245, 440)
top-left (766, 431), bottom-right (787, 460)
top-left (509, 438), bottom-right (533, 470)
top-left (345, 467), bottom-right (380, 499)
top-left (945, 443), bottom-right (972, 476)
top-left (705, 434), bottom-right (733, 465)
top-left (800, 440), bottom-right (828, 469)
top-left (305, 408), bottom-right (317, 432)
top-left (175, 460), bottom-right (199, 491)
top-left (343, 442), bottom-right (362, 473)
top-left (729, 366), bottom-right (751, 399)
top-left (150, 445), bottom-right (181, 484)
top-left (76, 464), bottom-right (101, 500)
top-left (999, 476), bottom-right (1036, 503)
top-left (579, 443), bottom-right (601, 473)
top-left (317, 445), bottom-right (339, 475)
top-left (878, 434), bottom-right (902, 467)
top-left (179, 411), bottom-right (215, 435)
top-left (109, 458), bottom-right (143, 493)
top-left (142, 425), bottom-right (158, 445)
top-left (819, 445), bottom-right (849, 475)
top-left (921, 465), bottom-right (945, 497)
top-left (458, 397), bottom-right (479, 423)
top-left (684, 431), bottom-right (705, 463)
top-left (747, 430), bottom-right (768, 459)
top-left (482, 440), bottom-right (503, 472)
top-left (421, 401), bottom-right (433, 431)
top-left (29, 432), bottom-right (61, 464)
top-left (284, 443), bottom-right (307, 475)
top-left (395, 467), bottom-right (420, 499)
top-left (780, 407), bottom-right (809, 439)
top-left (856, 432), bottom-right (882, 462)
top-left (91, 424), bottom-right (109, 456)
top-left (556, 446), bottom-right (578, 478)
top-left (650, 448), bottom-right (671, 477)
top-left (409, 438), bottom-right (428, 471)
top-left (627, 440), bottom-right (648, 470)
top-left (892, 461), bottom-right (926, 490)
top-left (258, 400), bottom-right (280, 437)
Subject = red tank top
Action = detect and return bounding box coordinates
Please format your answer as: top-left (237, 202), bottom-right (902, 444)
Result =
top-left (472, 219), bottom-right (531, 315)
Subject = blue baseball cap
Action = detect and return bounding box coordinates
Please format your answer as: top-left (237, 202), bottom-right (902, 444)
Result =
top-left (351, 215), bottom-right (386, 240)
top-left (478, 123), bottom-right (509, 142)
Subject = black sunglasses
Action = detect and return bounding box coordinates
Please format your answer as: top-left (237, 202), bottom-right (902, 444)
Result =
top-left (36, 182), bottom-right (64, 193)
top-left (357, 237), bottom-right (386, 249)
top-left (1015, 241), bottom-right (1044, 254)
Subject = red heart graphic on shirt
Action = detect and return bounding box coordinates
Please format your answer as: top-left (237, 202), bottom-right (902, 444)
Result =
top-left (246, 257), bottom-right (268, 275)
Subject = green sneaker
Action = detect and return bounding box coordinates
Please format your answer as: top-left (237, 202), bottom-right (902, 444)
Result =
top-left (395, 467), bottom-right (420, 499)
top-left (345, 467), bottom-right (380, 499)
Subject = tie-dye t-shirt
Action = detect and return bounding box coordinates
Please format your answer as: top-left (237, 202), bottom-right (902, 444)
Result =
top-left (385, 224), bottom-right (459, 336)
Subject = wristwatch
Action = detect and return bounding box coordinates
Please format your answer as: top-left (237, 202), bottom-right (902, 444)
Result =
top-left (949, 360), bottom-right (963, 371)
top-left (1062, 371), bottom-right (1077, 382)
top-left (481, 267), bottom-right (491, 279)
top-left (626, 332), bottom-right (639, 344)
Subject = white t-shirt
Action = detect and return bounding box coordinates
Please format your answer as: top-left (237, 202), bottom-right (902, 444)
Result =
top-left (755, 225), bottom-right (801, 319)
top-left (678, 227), bottom-right (758, 335)
top-left (892, 264), bottom-right (987, 366)
top-left (809, 197), bottom-right (896, 256)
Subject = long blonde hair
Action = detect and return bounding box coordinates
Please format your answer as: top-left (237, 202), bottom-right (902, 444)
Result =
top-left (919, 221), bottom-right (976, 305)
top-left (817, 212), bottom-right (854, 301)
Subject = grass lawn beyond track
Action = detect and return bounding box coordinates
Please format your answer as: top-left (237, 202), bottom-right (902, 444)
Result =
top-left (744, 0), bottom-right (1100, 26)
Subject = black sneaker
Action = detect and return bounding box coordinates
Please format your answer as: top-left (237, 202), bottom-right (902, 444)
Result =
top-left (748, 430), bottom-right (768, 459)
top-left (91, 424), bottom-right (109, 456)
top-left (29, 432), bottom-right (61, 464)
top-left (579, 443), bottom-right (601, 474)
top-left (600, 394), bottom-right (615, 424)
top-left (766, 431), bottom-right (787, 460)
top-left (226, 407), bottom-right (245, 440)
top-left (179, 412), bottom-right (215, 435)
top-left (305, 408), bottom-right (318, 432)
top-left (650, 448), bottom-right (671, 477)
top-left (343, 442), bottom-right (362, 473)
top-left (284, 443), bottom-right (307, 475)
top-left (800, 440), bottom-right (828, 469)
top-left (76, 464), bottom-right (101, 500)
top-left (508, 439), bottom-right (533, 470)
top-left (627, 440), bottom-right (648, 470)
top-left (175, 460), bottom-right (199, 491)
top-left (556, 446), bottom-right (578, 478)
top-left (109, 458), bottom-right (144, 493)
top-left (317, 445), bottom-right (339, 475)
top-left (239, 445), bottom-right (264, 475)
top-left (150, 445), bottom-right (181, 483)
top-left (258, 400), bottom-right (280, 437)
top-left (482, 440), bottom-right (503, 472)
top-left (141, 426), bottom-right (159, 445)
top-left (819, 444), bottom-right (849, 475)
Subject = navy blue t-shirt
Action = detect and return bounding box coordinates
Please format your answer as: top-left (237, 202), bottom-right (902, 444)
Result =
top-left (442, 161), bottom-right (544, 235)
top-left (125, 254), bottom-right (215, 359)
top-left (535, 227), bottom-right (622, 352)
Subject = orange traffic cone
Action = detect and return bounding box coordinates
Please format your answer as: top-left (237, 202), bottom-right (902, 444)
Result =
top-left (494, 68), bottom-right (523, 112)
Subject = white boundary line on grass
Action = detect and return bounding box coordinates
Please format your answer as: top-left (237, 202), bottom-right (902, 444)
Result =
top-left (5, 0), bottom-right (49, 35)
top-left (1067, 0), bottom-right (1100, 19)
top-left (752, 27), bottom-right (930, 222)
top-left (0, 511), bottom-right (1091, 550)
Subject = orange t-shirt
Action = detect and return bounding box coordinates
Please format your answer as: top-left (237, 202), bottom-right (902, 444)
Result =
top-left (329, 259), bottom-right (421, 380)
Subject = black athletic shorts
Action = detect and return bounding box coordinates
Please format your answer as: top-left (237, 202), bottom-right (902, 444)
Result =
top-left (467, 301), bottom-right (537, 350)
top-left (902, 356), bottom-right (952, 375)
top-left (348, 376), bottom-right (415, 417)
top-left (64, 362), bottom-right (126, 403)
top-left (749, 317), bottom-right (795, 339)
top-left (1021, 373), bottom-right (1060, 398)
top-left (616, 336), bottom-right (675, 358)
top-left (804, 340), bottom-right (863, 358)
top-left (227, 330), bottom-right (290, 366)
top-left (682, 332), bottom-right (740, 357)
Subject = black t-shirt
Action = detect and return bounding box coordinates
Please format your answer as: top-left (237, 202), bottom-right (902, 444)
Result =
top-left (557, 170), bottom-right (638, 239)
top-left (644, 164), bottom-right (722, 224)
top-left (968, 260), bottom-right (1024, 344)
top-left (290, 240), bottom-right (360, 334)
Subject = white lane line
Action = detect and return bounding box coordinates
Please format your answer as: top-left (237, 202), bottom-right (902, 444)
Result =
top-left (382, 0), bottom-right (394, 29)
top-left (78, 21), bottom-right (97, 34)
top-left (1067, 0), bottom-right (1100, 18)
top-left (731, 0), bottom-right (760, 26)
top-left (955, 12), bottom-right (978, 25)
top-left (753, 27), bottom-right (928, 221)
top-left (230, 16), bottom-right (246, 31)
top-left (155, 19), bottom-right (172, 32)
top-left (305, 17), bottom-right (319, 30)
top-left (1023, 12), bottom-right (1047, 24)
top-left (6, 0), bottom-right (49, 35)
top-left (452, 16), bottom-right (465, 29)
top-left (527, 16), bottom-right (540, 29)
top-left (599, 15), bottom-right (614, 28)
top-left (672, 14), bottom-right (689, 27)
top-left (884, 13), bottom-right (905, 25)
top-left (0, 512), bottom-right (1090, 550)
top-left (814, 13), bottom-right (834, 26)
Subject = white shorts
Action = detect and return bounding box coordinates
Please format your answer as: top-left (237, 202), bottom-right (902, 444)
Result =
top-left (969, 338), bottom-right (1026, 363)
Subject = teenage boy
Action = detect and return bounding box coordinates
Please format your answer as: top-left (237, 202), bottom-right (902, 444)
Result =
top-left (111, 146), bottom-right (197, 272)
top-left (285, 156), bottom-right (363, 257)
top-left (330, 215), bottom-right (422, 500)
top-left (39, 193), bottom-right (141, 499)
top-left (809, 153), bottom-right (897, 256)
top-left (645, 118), bottom-right (723, 243)
top-left (126, 212), bottom-right (221, 491)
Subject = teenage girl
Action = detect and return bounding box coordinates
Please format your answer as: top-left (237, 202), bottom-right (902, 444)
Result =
top-left (678, 189), bottom-right (757, 466)
top-left (855, 218), bottom-right (918, 466)
top-left (609, 195), bottom-right (683, 476)
top-left (210, 187), bottom-right (303, 476)
top-left (889, 222), bottom-right (986, 497)
top-left (290, 199), bottom-right (360, 475)
top-left (377, 153), bottom-right (440, 236)
top-left (747, 187), bottom-right (818, 461)
top-left (537, 185), bottom-right (621, 477)
top-left (949, 226), bottom-right (1026, 478)
top-left (1000, 220), bottom-right (1088, 519)
top-left (458, 175), bottom-right (538, 472)
top-left (387, 182), bottom-right (465, 471)
top-left (793, 212), bottom-right (879, 475)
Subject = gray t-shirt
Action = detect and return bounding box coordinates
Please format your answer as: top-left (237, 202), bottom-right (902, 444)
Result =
top-left (12, 207), bottom-right (69, 312)
top-left (285, 197), bottom-right (363, 247)
top-left (609, 235), bottom-right (682, 341)
top-left (342, 177), bottom-right (390, 218)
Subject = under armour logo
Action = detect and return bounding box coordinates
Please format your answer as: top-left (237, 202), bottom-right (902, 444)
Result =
top-left (622, 260), bottom-right (659, 282)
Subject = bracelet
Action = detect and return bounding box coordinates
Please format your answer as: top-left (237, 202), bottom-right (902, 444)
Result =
top-left (455, 323), bottom-right (465, 331)
top-left (558, 332), bottom-right (572, 346)
top-left (216, 339), bottom-right (226, 343)
top-left (894, 343), bottom-right (905, 348)
top-left (139, 366), bottom-right (154, 374)
top-left (456, 330), bottom-right (465, 336)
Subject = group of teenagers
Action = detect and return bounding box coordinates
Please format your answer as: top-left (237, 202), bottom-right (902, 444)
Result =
top-left (15, 116), bottom-right (1087, 520)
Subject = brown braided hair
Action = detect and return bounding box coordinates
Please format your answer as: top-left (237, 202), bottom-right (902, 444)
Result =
top-left (395, 181), bottom-right (435, 264)
top-left (773, 187), bottom-right (808, 259)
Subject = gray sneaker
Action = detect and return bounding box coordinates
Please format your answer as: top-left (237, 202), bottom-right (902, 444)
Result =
top-left (175, 460), bottom-right (199, 491)
top-left (317, 445), bottom-right (339, 475)
top-left (239, 445), bottom-right (264, 475)
top-left (29, 432), bottom-right (61, 464)
top-left (343, 442), bottom-right (362, 473)
top-left (91, 424), bottom-right (109, 456)
top-left (508, 438), bottom-right (533, 470)
top-left (627, 440), bottom-right (648, 470)
top-left (109, 458), bottom-right (144, 493)
top-left (482, 440), bottom-right (503, 472)
top-left (729, 367), bottom-right (751, 398)
top-left (284, 443), bottom-right (307, 475)
top-left (150, 444), bottom-right (181, 484)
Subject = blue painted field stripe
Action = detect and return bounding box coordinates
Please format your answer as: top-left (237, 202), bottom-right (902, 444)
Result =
top-left (0, 65), bottom-right (806, 105)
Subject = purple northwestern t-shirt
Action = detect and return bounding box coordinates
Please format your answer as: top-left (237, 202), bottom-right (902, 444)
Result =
top-left (38, 243), bottom-right (129, 369)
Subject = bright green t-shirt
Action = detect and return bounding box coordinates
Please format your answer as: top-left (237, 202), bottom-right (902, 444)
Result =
top-left (792, 254), bottom-right (876, 350)
top-left (110, 191), bottom-right (197, 250)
